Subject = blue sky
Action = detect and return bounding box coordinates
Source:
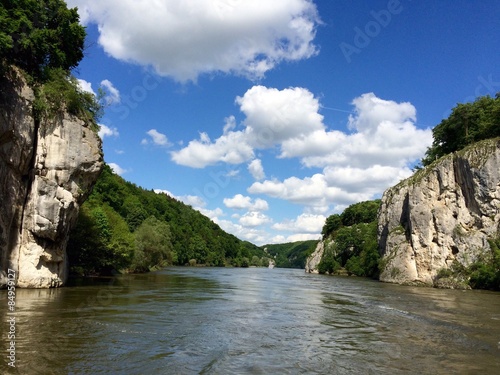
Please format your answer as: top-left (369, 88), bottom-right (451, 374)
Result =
top-left (66, 0), bottom-right (500, 245)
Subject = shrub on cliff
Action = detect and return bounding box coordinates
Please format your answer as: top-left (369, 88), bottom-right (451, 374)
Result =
top-left (468, 239), bottom-right (500, 290)
top-left (0, 0), bottom-right (103, 128)
top-left (422, 94), bottom-right (500, 166)
top-left (32, 67), bottom-right (103, 127)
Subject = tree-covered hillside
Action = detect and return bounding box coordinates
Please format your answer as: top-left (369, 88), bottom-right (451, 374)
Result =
top-left (68, 164), bottom-right (268, 275)
top-left (318, 200), bottom-right (381, 278)
top-left (262, 240), bottom-right (318, 268)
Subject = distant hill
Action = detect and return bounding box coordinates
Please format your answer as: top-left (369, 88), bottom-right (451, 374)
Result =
top-left (67, 164), bottom-right (267, 275)
top-left (262, 240), bottom-right (319, 269)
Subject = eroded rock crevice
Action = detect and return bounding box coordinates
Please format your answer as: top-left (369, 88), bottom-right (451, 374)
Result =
top-left (378, 139), bottom-right (500, 286)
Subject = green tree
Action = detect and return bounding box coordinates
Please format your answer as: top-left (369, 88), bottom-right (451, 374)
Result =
top-left (322, 214), bottom-right (341, 238)
top-left (239, 242), bottom-right (251, 259)
top-left (343, 222), bottom-right (379, 277)
top-left (102, 204), bottom-right (135, 269)
top-left (468, 239), bottom-right (500, 290)
top-left (91, 164), bottom-right (127, 210)
top-left (251, 255), bottom-right (261, 267)
top-left (92, 206), bottom-right (111, 243)
top-left (317, 247), bottom-right (341, 274)
top-left (132, 216), bottom-right (175, 272)
top-left (335, 225), bottom-right (360, 265)
top-left (423, 94), bottom-right (500, 165)
top-left (67, 206), bottom-right (114, 275)
top-left (318, 200), bottom-right (381, 278)
top-left (341, 200), bottom-right (380, 227)
top-left (240, 257), bottom-right (250, 268)
top-left (122, 196), bottom-right (148, 231)
top-left (206, 251), bottom-right (225, 267)
top-left (0, 0), bottom-right (85, 80)
top-left (188, 234), bottom-right (208, 264)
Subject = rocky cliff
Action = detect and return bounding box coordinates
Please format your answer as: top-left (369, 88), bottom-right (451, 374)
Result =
top-left (0, 69), bottom-right (103, 288)
top-left (304, 241), bottom-right (324, 274)
top-left (377, 139), bottom-right (500, 286)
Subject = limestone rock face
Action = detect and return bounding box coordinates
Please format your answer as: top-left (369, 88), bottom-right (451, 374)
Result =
top-left (0, 70), bottom-right (102, 288)
top-left (305, 241), bottom-right (324, 274)
top-left (377, 139), bottom-right (500, 286)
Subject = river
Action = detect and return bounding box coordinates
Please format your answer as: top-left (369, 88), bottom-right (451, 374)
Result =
top-left (1, 267), bottom-right (500, 374)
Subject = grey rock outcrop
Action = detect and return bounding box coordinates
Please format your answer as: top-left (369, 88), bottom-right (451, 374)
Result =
top-left (377, 139), bottom-right (500, 286)
top-left (0, 69), bottom-right (103, 288)
top-left (305, 240), bottom-right (324, 273)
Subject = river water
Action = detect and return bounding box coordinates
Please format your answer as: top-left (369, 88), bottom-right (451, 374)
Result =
top-left (1, 267), bottom-right (500, 374)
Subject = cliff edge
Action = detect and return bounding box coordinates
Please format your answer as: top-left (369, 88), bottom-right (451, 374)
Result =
top-left (304, 241), bottom-right (324, 274)
top-left (0, 70), bottom-right (103, 288)
top-left (377, 139), bottom-right (500, 286)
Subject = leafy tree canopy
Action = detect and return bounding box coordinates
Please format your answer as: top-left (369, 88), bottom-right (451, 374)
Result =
top-left (132, 216), bottom-right (175, 273)
top-left (0, 0), bottom-right (85, 80)
top-left (422, 94), bottom-right (500, 166)
top-left (322, 200), bottom-right (380, 238)
top-left (318, 200), bottom-right (381, 278)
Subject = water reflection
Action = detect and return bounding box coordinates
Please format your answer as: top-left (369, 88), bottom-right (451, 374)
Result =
top-left (1, 288), bottom-right (81, 374)
top-left (0, 268), bottom-right (499, 374)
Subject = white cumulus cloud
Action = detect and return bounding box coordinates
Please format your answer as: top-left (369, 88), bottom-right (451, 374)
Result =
top-left (66, 0), bottom-right (320, 82)
top-left (154, 189), bottom-right (206, 209)
top-left (280, 92), bottom-right (432, 168)
top-left (171, 130), bottom-right (253, 168)
top-left (322, 165), bottom-right (413, 196)
top-left (223, 194), bottom-right (268, 211)
top-left (199, 207), bottom-right (225, 222)
top-left (285, 233), bottom-right (322, 242)
top-left (237, 85), bottom-right (324, 148)
top-left (240, 91), bottom-right (431, 210)
top-left (77, 78), bottom-right (95, 95)
top-left (248, 174), bottom-right (367, 208)
top-left (142, 129), bottom-right (171, 147)
top-left (98, 124), bottom-right (119, 139)
top-left (239, 211), bottom-right (272, 228)
top-left (171, 85), bottom-right (323, 167)
top-left (216, 218), bottom-right (270, 245)
top-left (248, 159), bottom-right (265, 180)
top-left (108, 162), bottom-right (127, 175)
top-left (272, 213), bottom-right (326, 233)
top-left (172, 88), bottom-right (432, 216)
top-left (100, 79), bottom-right (121, 105)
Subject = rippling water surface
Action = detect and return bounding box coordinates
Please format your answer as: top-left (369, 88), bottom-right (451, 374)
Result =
top-left (2, 267), bottom-right (500, 374)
